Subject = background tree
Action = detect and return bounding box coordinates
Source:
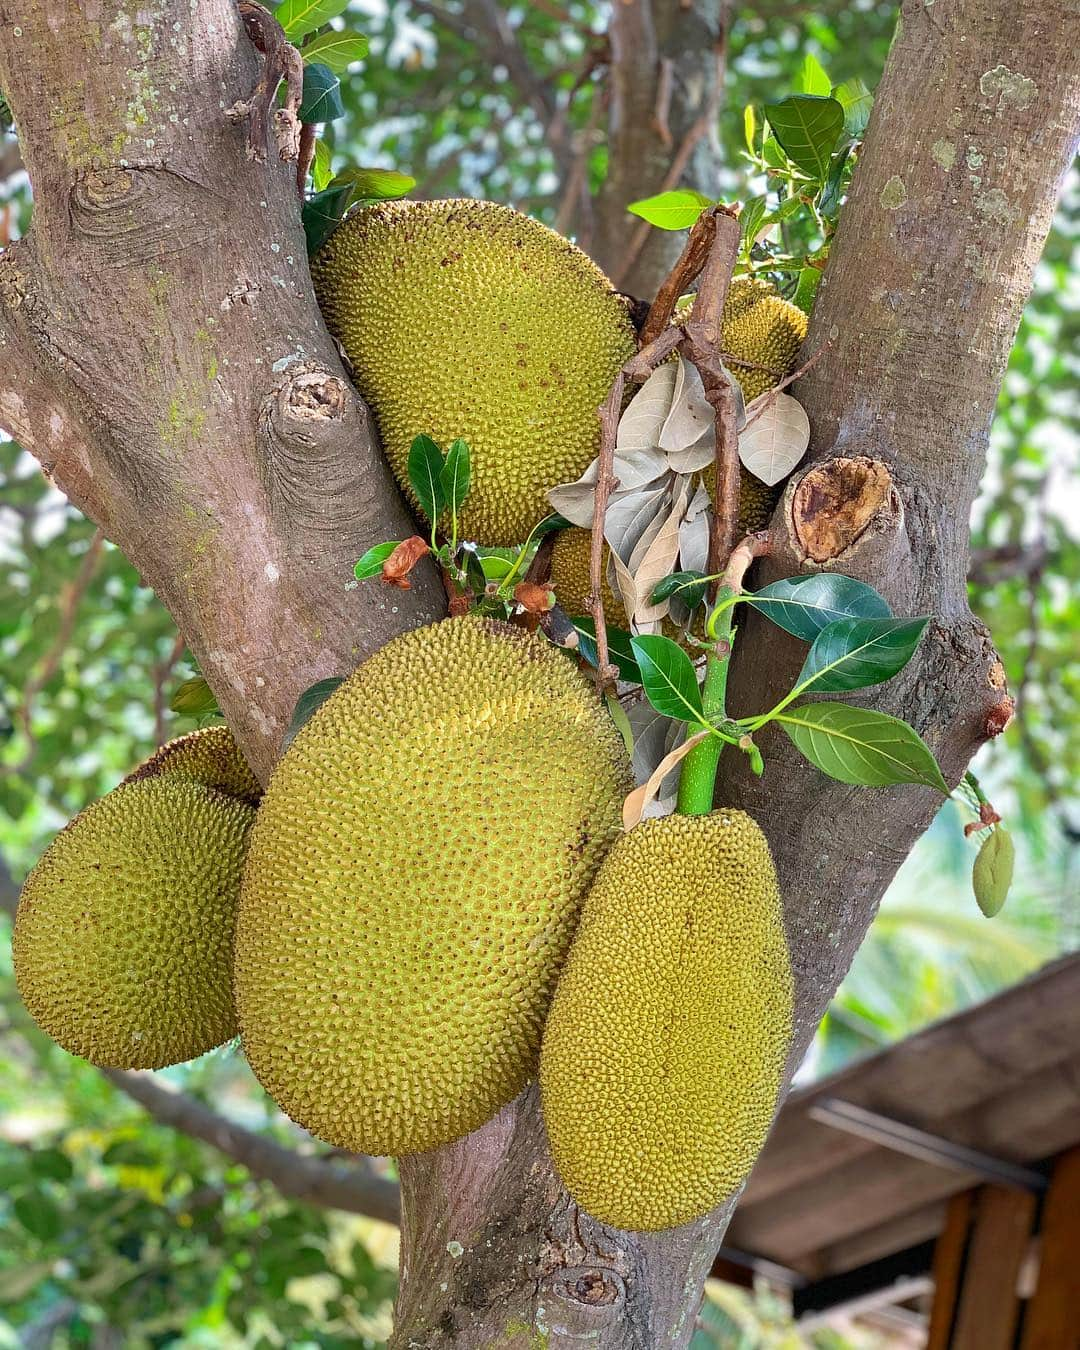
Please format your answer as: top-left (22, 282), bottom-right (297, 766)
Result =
top-left (0, 1), bottom-right (1076, 1345)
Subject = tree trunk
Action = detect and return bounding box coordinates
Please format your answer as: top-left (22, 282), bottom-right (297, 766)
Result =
top-left (1, 1), bottom-right (1077, 1346)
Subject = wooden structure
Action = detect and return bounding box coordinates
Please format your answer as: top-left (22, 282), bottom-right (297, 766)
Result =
top-left (714, 955), bottom-right (1080, 1344)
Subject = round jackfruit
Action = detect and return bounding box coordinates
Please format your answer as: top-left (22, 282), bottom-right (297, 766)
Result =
top-left (124, 726), bottom-right (261, 805)
top-left (540, 810), bottom-right (793, 1231)
top-left (311, 199), bottom-right (636, 547)
top-left (549, 528), bottom-right (624, 626)
top-left (234, 615), bottom-right (633, 1156)
top-left (13, 778), bottom-right (254, 1069)
top-left (722, 284), bottom-right (808, 404)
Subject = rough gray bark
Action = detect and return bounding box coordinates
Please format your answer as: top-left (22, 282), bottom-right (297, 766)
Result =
top-left (1, 1), bottom-right (1077, 1347)
top-left (591, 0), bottom-right (729, 299)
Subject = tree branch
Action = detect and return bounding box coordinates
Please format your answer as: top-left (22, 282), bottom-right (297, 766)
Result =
top-left (102, 1068), bottom-right (401, 1225)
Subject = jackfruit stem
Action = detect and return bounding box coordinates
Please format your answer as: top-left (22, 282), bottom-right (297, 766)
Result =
top-left (676, 592), bottom-right (736, 816)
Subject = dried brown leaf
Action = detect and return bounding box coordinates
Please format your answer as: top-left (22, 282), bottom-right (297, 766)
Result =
top-left (622, 729), bottom-right (711, 830)
top-left (382, 535), bottom-right (430, 589)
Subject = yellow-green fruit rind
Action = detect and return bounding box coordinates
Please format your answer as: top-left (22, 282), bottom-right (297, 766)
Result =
top-left (700, 464), bottom-right (781, 537)
top-left (549, 528), bottom-right (624, 626)
top-left (125, 726), bottom-right (261, 805)
top-left (13, 779), bottom-right (254, 1069)
top-left (312, 200), bottom-right (636, 547)
top-left (540, 811), bottom-right (793, 1231)
top-left (722, 291), bottom-right (808, 404)
top-left (234, 615), bottom-right (633, 1156)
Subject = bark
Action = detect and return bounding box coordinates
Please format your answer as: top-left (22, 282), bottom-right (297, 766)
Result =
top-left (0, 0), bottom-right (443, 785)
top-left (1, 2), bottom-right (1077, 1348)
top-left (591, 0), bottom-right (729, 299)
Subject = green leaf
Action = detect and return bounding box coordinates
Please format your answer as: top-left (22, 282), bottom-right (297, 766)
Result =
top-left (441, 438), bottom-right (471, 522)
top-left (796, 53), bottom-right (832, 97)
top-left (758, 193), bottom-right (808, 233)
top-left (283, 677), bottom-right (344, 750)
top-left (571, 620), bottom-right (642, 684)
top-left (627, 188), bottom-right (714, 231)
top-left (330, 166), bottom-right (416, 201)
top-left (744, 574), bottom-right (892, 640)
top-left (31, 1148), bottom-right (73, 1182)
top-left (973, 826), bottom-right (1015, 917)
top-left (794, 616), bottom-right (929, 694)
top-left (458, 542), bottom-right (489, 594)
top-left (170, 675), bottom-right (220, 717)
top-left (630, 635), bottom-right (706, 723)
top-left (101, 1140), bottom-right (157, 1167)
top-left (298, 62), bottom-right (344, 123)
top-left (532, 512), bottom-right (572, 539)
top-left (605, 693), bottom-right (635, 758)
top-left (301, 28), bottom-right (369, 72)
top-left (818, 143), bottom-right (851, 218)
top-left (14, 1191), bottom-right (63, 1242)
top-left (301, 182), bottom-right (351, 255)
top-left (834, 76), bottom-right (874, 137)
top-left (274, 0), bottom-right (349, 40)
top-left (743, 104), bottom-right (757, 155)
top-left (407, 434), bottom-right (447, 524)
top-left (650, 570), bottom-right (710, 610)
top-left (777, 703), bottom-right (949, 792)
top-left (792, 266), bottom-right (822, 314)
top-left (353, 540), bottom-right (402, 579)
top-left (763, 94), bottom-right (845, 180)
top-left (311, 137), bottom-right (333, 191)
top-left (740, 195), bottom-right (768, 246)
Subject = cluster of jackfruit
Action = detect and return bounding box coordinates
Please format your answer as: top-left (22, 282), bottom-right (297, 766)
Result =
top-left (233, 615), bottom-right (632, 1156)
top-left (312, 199), bottom-right (636, 548)
top-left (539, 811), bottom-right (793, 1231)
top-left (13, 728), bottom-right (258, 1069)
top-left (721, 275), bottom-right (808, 404)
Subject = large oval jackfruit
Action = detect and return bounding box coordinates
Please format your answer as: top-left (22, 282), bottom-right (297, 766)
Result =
top-left (13, 777), bottom-right (255, 1069)
top-left (540, 811), bottom-right (793, 1231)
top-left (311, 199), bottom-right (637, 547)
top-left (234, 615), bottom-right (632, 1156)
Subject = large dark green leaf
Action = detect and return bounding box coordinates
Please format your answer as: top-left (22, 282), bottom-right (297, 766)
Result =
top-left (778, 703), bottom-right (949, 792)
top-left (794, 616), bottom-right (929, 693)
top-left (572, 619), bottom-right (641, 684)
top-left (301, 182), bottom-right (352, 255)
top-left (407, 434), bottom-right (447, 524)
top-left (30, 1148), bottom-right (73, 1183)
top-left (299, 63), bottom-right (345, 123)
top-left (630, 635), bottom-right (706, 723)
top-left (744, 574), bottom-right (892, 639)
top-left (14, 1190), bottom-right (63, 1242)
top-left (764, 94), bottom-right (845, 179)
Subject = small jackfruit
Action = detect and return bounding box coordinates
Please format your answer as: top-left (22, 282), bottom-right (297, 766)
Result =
top-left (549, 528), bottom-right (623, 626)
top-left (540, 811), bottom-right (793, 1231)
top-left (124, 726), bottom-right (261, 805)
top-left (233, 615), bottom-right (632, 1156)
top-left (13, 777), bottom-right (254, 1069)
top-left (700, 464), bottom-right (781, 537)
top-left (722, 281), bottom-right (808, 403)
top-left (311, 199), bottom-right (636, 547)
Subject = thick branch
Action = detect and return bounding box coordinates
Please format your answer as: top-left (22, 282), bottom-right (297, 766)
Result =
top-left (103, 1069), bottom-right (401, 1225)
top-left (0, 0), bottom-right (443, 783)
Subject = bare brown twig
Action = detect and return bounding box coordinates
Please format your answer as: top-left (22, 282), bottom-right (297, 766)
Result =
top-left (234, 1), bottom-right (303, 163)
top-left (151, 630), bottom-right (187, 747)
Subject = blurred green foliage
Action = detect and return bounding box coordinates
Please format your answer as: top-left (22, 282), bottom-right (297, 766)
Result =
top-left (0, 1), bottom-right (1076, 1344)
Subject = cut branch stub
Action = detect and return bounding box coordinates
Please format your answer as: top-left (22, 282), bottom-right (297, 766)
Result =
top-left (790, 456), bottom-right (902, 563)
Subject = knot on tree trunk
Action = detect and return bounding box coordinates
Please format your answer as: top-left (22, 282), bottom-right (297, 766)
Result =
top-left (259, 361), bottom-right (381, 544)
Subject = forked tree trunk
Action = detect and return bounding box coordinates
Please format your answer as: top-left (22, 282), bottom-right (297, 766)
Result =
top-left (1, 2), bottom-right (1077, 1346)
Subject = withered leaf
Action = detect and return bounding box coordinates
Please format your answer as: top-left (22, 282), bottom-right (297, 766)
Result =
top-left (381, 535), bottom-right (430, 589)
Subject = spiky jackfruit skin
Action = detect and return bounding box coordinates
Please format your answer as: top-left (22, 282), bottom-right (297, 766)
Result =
top-left (124, 727), bottom-right (261, 805)
top-left (549, 528), bottom-right (624, 626)
top-left (13, 779), bottom-right (254, 1069)
top-left (699, 464), bottom-right (781, 537)
top-left (540, 811), bottom-right (793, 1231)
top-left (234, 615), bottom-right (633, 1156)
top-left (722, 284), bottom-right (808, 403)
top-left (311, 199), bottom-right (636, 547)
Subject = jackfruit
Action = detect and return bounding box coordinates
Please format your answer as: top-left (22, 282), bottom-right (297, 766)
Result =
top-left (124, 726), bottom-right (261, 805)
top-left (549, 528), bottom-right (624, 626)
top-left (700, 464), bottom-right (781, 537)
top-left (722, 281), bottom-right (808, 403)
top-left (13, 777), bottom-right (255, 1069)
top-left (311, 199), bottom-right (636, 547)
top-left (540, 810), bottom-right (793, 1231)
top-left (233, 614), bottom-right (633, 1156)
